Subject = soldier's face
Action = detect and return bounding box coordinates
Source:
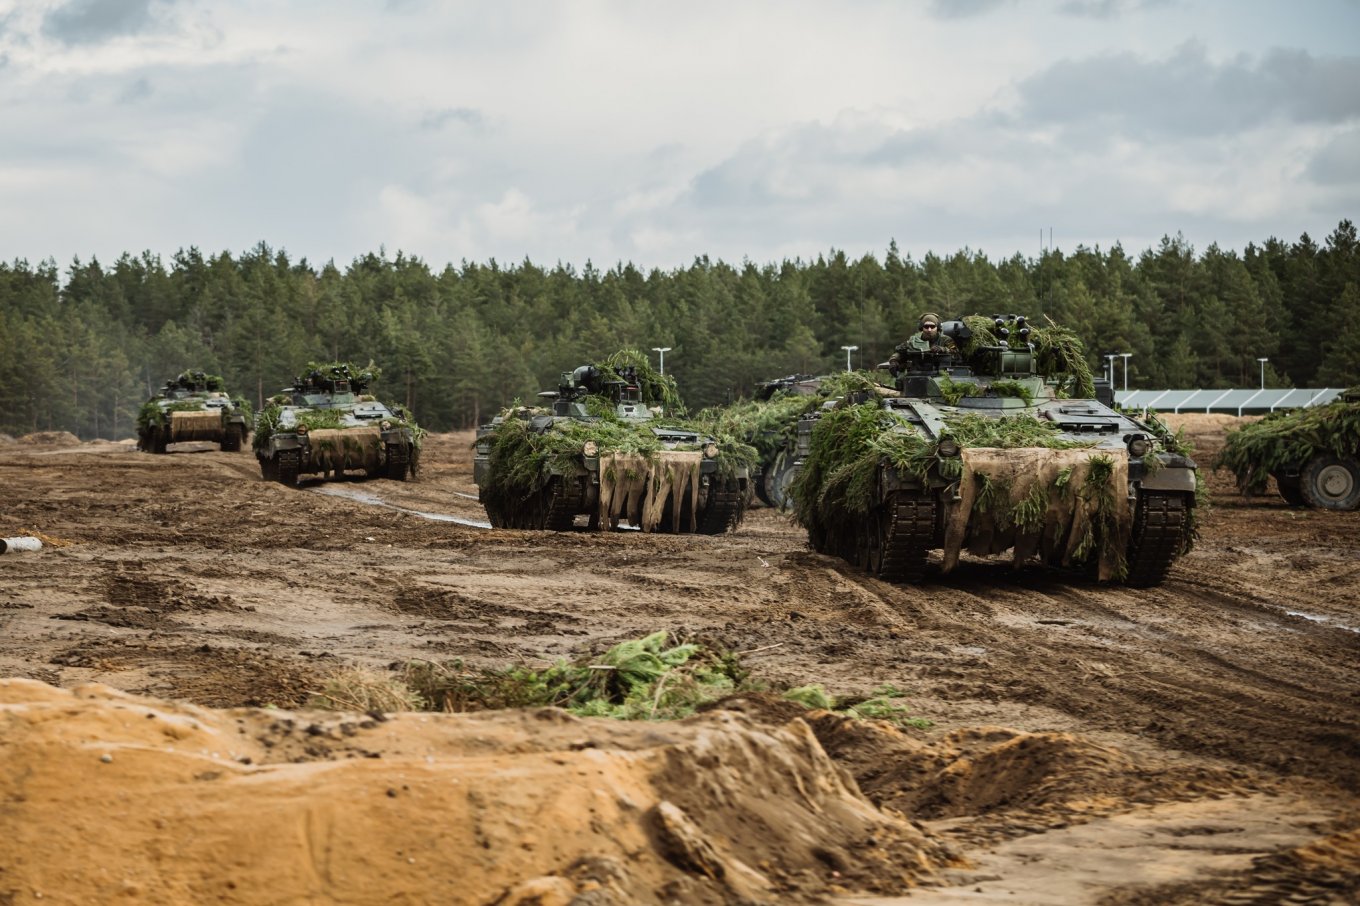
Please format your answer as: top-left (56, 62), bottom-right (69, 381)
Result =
top-left (921, 323), bottom-right (938, 334)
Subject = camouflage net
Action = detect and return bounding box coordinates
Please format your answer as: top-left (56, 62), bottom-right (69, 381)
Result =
top-left (307, 427), bottom-right (383, 476)
top-left (943, 448), bottom-right (1130, 580)
top-left (167, 409), bottom-right (224, 441)
top-left (598, 451), bottom-right (702, 532)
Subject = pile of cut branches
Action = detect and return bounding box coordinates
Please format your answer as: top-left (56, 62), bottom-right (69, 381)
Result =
top-left (311, 631), bottom-right (931, 728)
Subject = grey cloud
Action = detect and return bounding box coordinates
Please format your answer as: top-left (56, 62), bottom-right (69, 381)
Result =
top-left (1056, 0), bottom-right (1177, 19)
top-left (1306, 128), bottom-right (1360, 185)
top-left (1056, 0), bottom-right (1127, 19)
top-left (419, 107), bottom-right (484, 131)
top-left (118, 77), bottom-right (153, 104)
top-left (1015, 42), bottom-right (1360, 137)
top-left (927, 0), bottom-right (1010, 21)
top-left (42, 0), bottom-right (158, 45)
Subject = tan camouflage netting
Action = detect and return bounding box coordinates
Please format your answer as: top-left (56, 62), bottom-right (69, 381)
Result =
top-left (597, 451), bottom-right (702, 532)
top-left (167, 409), bottom-right (223, 441)
top-left (308, 428), bottom-right (382, 476)
top-left (942, 447), bottom-right (1131, 581)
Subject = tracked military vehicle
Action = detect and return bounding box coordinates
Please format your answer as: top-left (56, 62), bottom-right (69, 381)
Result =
top-left (700, 374), bottom-right (837, 509)
top-left (791, 315), bottom-right (1198, 587)
top-left (136, 371), bottom-right (251, 454)
top-left (253, 363), bottom-right (421, 486)
top-left (474, 353), bottom-right (753, 533)
top-left (1216, 388), bottom-right (1360, 510)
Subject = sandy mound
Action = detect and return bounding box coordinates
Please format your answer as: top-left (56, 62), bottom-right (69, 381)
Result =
top-left (16, 430), bottom-right (81, 446)
top-left (0, 680), bottom-right (952, 905)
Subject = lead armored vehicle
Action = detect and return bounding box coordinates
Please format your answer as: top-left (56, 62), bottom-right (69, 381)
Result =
top-left (791, 316), bottom-right (1198, 587)
top-left (253, 363), bottom-right (421, 486)
top-left (474, 352), bottom-right (753, 532)
top-left (136, 371), bottom-right (251, 454)
top-left (1216, 387), bottom-right (1360, 510)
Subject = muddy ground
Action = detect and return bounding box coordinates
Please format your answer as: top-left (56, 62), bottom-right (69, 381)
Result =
top-left (1, 415), bottom-right (1358, 905)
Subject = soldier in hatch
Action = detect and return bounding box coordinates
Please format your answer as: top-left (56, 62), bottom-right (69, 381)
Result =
top-left (887, 312), bottom-right (954, 375)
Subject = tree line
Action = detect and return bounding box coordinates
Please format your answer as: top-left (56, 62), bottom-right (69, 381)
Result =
top-left (1, 220), bottom-right (1357, 440)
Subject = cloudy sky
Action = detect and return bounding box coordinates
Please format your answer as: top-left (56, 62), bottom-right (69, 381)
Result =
top-left (2, 0), bottom-right (1358, 272)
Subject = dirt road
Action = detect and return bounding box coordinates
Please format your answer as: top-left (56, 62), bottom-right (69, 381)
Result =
top-left (2, 416), bottom-right (1358, 904)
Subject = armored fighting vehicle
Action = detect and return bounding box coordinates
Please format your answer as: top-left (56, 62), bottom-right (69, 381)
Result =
top-left (790, 315), bottom-right (1199, 587)
top-left (1216, 388), bottom-right (1360, 510)
top-left (701, 374), bottom-right (834, 509)
top-left (252, 363), bottom-right (421, 486)
top-left (474, 353), bottom-right (753, 533)
top-left (136, 371), bottom-right (251, 454)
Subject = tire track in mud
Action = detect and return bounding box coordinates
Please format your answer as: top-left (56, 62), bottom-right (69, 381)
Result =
top-left (817, 563), bottom-right (1360, 792)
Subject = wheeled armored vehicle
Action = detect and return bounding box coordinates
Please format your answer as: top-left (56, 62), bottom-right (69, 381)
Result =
top-left (136, 371), bottom-right (250, 454)
top-left (791, 315), bottom-right (1199, 587)
top-left (474, 354), bottom-right (752, 533)
top-left (253, 363), bottom-right (421, 486)
top-left (1216, 388), bottom-right (1360, 510)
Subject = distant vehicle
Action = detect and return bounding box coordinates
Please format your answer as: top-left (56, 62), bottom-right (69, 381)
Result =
top-left (700, 374), bottom-right (833, 510)
top-left (252, 363), bottom-right (421, 486)
top-left (790, 315), bottom-right (1199, 587)
top-left (137, 371), bottom-right (251, 454)
top-left (1217, 388), bottom-right (1360, 510)
top-left (474, 353), bottom-right (752, 533)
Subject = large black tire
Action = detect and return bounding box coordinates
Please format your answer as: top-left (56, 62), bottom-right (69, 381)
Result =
top-left (1271, 471), bottom-right (1306, 506)
top-left (1123, 491), bottom-right (1190, 588)
top-left (275, 449), bottom-right (300, 487)
top-left (1299, 454), bottom-right (1360, 511)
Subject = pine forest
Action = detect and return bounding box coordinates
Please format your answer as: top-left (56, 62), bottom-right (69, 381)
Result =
top-left (1, 220), bottom-right (1357, 440)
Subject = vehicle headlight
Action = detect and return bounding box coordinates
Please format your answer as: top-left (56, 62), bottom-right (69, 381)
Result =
top-left (936, 438), bottom-right (959, 458)
top-left (1126, 434), bottom-right (1151, 457)
top-left (582, 440), bottom-right (599, 457)
top-left (704, 443), bottom-right (719, 459)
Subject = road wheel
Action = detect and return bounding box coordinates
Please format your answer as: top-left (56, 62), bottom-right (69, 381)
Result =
top-left (860, 507), bottom-right (886, 576)
top-left (1300, 454), bottom-right (1360, 511)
